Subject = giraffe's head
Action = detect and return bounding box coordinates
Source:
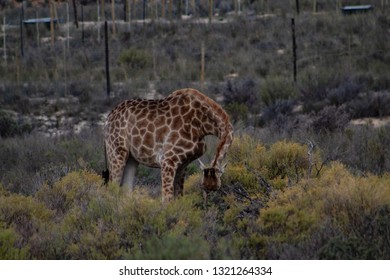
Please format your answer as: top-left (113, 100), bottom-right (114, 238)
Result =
top-left (199, 160), bottom-right (226, 192)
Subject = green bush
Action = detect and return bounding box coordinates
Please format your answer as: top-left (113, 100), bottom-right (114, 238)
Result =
top-left (0, 223), bottom-right (29, 260)
top-left (261, 77), bottom-right (298, 107)
top-left (118, 48), bottom-right (152, 70)
top-left (0, 110), bottom-right (32, 138)
top-left (266, 140), bottom-right (311, 183)
top-left (225, 135), bottom-right (322, 190)
top-left (224, 102), bottom-right (249, 124)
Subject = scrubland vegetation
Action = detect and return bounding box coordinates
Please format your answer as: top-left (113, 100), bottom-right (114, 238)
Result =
top-left (1, 0), bottom-right (390, 259)
top-left (2, 134), bottom-right (390, 259)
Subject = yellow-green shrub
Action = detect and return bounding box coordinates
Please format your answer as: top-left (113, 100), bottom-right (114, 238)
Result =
top-left (0, 194), bottom-right (54, 240)
top-left (223, 164), bottom-right (259, 191)
top-left (318, 163), bottom-right (390, 234)
top-left (35, 170), bottom-right (104, 216)
top-left (259, 185), bottom-right (322, 243)
top-left (266, 141), bottom-right (311, 182)
top-left (0, 223), bottom-right (29, 259)
top-left (115, 189), bottom-right (208, 259)
top-left (227, 134), bottom-right (267, 172)
top-left (184, 173), bottom-right (202, 196)
top-left (225, 135), bottom-right (323, 191)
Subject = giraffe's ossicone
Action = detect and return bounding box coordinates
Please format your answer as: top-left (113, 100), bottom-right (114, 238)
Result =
top-left (104, 88), bottom-right (233, 202)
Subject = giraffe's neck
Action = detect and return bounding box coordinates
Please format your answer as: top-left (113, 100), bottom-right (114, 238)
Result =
top-left (169, 88), bottom-right (233, 169)
top-left (199, 102), bottom-right (233, 169)
top-left (210, 123), bottom-right (233, 169)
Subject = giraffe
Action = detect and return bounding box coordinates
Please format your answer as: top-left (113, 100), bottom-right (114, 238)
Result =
top-left (103, 88), bottom-right (233, 203)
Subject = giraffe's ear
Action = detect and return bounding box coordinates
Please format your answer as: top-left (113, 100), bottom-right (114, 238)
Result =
top-left (218, 162), bottom-right (228, 173)
top-left (198, 159), bottom-right (206, 170)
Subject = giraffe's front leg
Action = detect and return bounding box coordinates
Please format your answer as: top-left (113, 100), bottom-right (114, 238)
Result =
top-left (161, 160), bottom-right (176, 203)
top-left (174, 165), bottom-right (187, 197)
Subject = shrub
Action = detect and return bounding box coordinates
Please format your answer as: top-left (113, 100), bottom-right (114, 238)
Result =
top-left (130, 235), bottom-right (210, 260)
top-left (260, 99), bottom-right (296, 125)
top-left (259, 187), bottom-right (321, 243)
top-left (0, 110), bottom-right (32, 138)
top-left (261, 77), bottom-right (297, 107)
top-left (35, 170), bottom-right (104, 216)
top-left (299, 69), bottom-right (345, 113)
top-left (342, 126), bottom-right (390, 174)
top-left (222, 77), bottom-right (260, 113)
top-left (0, 133), bottom-right (105, 195)
top-left (265, 140), bottom-right (314, 184)
top-left (226, 135), bottom-right (323, 190)
top-left (118, 48), bottom-right (152, 70)
top-left (0, 223), bottom-right (29, 260)
top-left (224, 102), bottom-right (249, 124)
top-left (0, 191), bottom-right (54, 259)
top-left (227, 134), bottom-right (268, 172)
top-left (347, 91), bottom-right (390, 119)
top-left (310, 105), bottom-right (350, 133)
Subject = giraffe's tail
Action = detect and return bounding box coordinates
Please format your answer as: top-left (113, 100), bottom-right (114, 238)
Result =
top-left (102, 140), bottom-right (110, 184)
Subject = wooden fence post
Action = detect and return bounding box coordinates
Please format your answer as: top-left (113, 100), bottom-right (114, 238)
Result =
top-left (291, 18), bottom-right (297, 83)
top-left (63, 39), bottom-right (67, 96)
top-left (72, 0), bottom-right (79, 28)
top-left (124, 0), bottom-right (127, 21)
top-left (35, 10), bottom-right (40, 48)
top-left (101, 0), bottom-right (106, 21)
top-left (97, 0), bottom-right (101, 42)
top-left (50, 1), bottom-right (55, 47)
top-left (191, 0), bottom-right (195, 17)
top-left (161, 0), bottom-right (165, 18)
top-left (126, 0), bottom-right (131, 33)
top-left (3, 16), bottom-right (6, 63)
top-left (65, 3), bottom-right (70, 50)
top-left (20, 2), bottom-right (24, 57)
top-left (143, 0), bottom-right (146, 23)
top-left (208, 0), bottom-right (213, 23)
top-left (200, 41), bottom-right (205, 89)
top-left (105, 21), bottom-right (111, 97)
top-left (169, 0), bottom-right (173, 20)
top-left (81, 4), bottom-right (85, 43)
top-left (111, 0), bottom-right (116, 35)
top-left (295, 0), bottom-right (300, 15)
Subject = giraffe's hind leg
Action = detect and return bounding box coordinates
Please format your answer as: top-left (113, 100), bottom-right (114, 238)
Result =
top-left (121, 156), bottom-right (139, 191)
top-left (107, 145), bottom-right (129, 188)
